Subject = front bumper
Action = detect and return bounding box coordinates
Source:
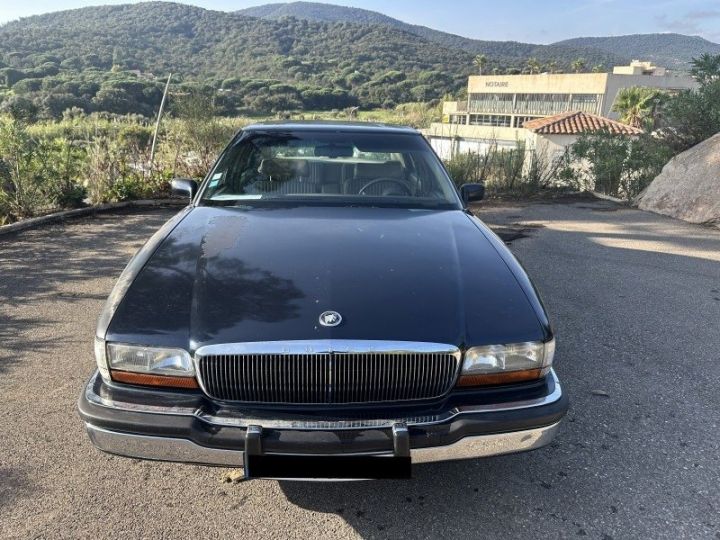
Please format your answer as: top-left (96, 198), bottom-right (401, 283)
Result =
top-left (78, 369), bottom-right (568, 472)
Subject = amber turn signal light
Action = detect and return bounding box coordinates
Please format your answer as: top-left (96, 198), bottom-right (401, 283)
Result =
top-left (110, 369), bottom-right (200, 389)
top-left (456, 368), bottom-right (544, 387)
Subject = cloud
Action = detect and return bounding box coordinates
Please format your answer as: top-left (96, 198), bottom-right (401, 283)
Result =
top-left (655, 9), bottom-right (720, 41)
top-left (684, 9), bottom-right (720, 19)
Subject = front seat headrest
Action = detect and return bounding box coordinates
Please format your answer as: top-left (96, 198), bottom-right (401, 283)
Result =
top-left (258, 159), bottom-right (309, 180)
top-left (354, 161), bottom-right (403, 179)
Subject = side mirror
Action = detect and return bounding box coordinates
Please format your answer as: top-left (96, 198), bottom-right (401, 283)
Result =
top-left (171, 178), bottom-right (198, 200)
top-left (460, 183), bottom-right (485, 204)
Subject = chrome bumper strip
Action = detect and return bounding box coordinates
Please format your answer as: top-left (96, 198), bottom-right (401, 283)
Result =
top-left (411, 421), bottom-right (560, 463)
top-left (84, 369), bottom-right (563, 430)
top-left (85, 422), bottom-right (561, 467)
top-left (86, 424), bottom-right (244, 467)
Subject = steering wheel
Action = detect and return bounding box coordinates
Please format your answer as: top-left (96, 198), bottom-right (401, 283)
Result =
top-left (358, 177), bottom-right (412, 196)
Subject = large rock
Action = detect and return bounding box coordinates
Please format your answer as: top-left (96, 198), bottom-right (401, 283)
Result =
top-left (638, 133), bottom-right (720, 225)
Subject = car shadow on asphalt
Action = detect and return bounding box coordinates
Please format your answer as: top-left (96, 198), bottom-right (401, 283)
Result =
top-left (276, 444), bottom-right (575, 537)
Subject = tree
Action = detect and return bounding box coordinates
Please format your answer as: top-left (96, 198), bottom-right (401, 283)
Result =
top-left (611, 86), bottom-right (664, 129)
top-left (473, 54), bottom-right (487, 75)
top-left (591, 64), bottom-right (605, 73)
top-left (526, 57), bottom-right (541, 74)
top-left (661, 80), bottom-right (720, 151)
top-left (0, 95), bottom-right (38, 122)
top-left (571, 58), bottom-right (586, 73)
top-left (690, 53), bottom-right (720, 86)
top-left (0, 67), bottom-right (26, 88)
top-left (572, 131), bottom-right (673, 198)
top-left (547, 61), bottom-right (559, 74)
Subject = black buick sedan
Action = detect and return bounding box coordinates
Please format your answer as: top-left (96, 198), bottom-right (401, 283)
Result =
top-left (79, 122), bottom-right (568, 480)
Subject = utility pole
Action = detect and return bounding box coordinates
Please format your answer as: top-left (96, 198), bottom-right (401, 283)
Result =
top-left (149, 73), bottom-right (172, 166)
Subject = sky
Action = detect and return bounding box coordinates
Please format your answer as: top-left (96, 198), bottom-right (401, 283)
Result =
top-left (0, 0), bottom-right (718, 44)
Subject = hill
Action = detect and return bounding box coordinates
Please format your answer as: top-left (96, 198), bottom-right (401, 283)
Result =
top-left (554, 34), bottom-right (720, 70)
top-left (0, 2), bottom-right (475, 116)
top-left (238, 1), bottom-right (629, 69)
top-left (1, 2), bottom-right (716, 120)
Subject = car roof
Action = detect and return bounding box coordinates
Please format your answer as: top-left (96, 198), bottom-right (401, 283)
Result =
top-left (242, 120), bottom-right (419, 135)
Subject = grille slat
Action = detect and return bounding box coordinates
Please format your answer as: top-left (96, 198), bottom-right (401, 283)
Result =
top-left (198, 351), bottom-right (458, 404)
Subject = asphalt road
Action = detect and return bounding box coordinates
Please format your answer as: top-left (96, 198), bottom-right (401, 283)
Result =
top-left (1, 200), bottom-right (719, 539)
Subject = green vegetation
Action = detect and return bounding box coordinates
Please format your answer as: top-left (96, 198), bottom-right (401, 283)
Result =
top-left (444, 142), bottom-right (576, 197)
top-left (0, 3), bottom-right (473, 118)
top-left (570, 132), bottom-right (674, 198)
top-left (1, 2), bottom-right (719, 222)
top-left (569, 54), bottom-right (720, 198)
top-left (0, 100), bottom-right (442, 224)
top-left (571, 58), bottom-right (587, 74)
top-left (611, 87), bottom-right (665, 129)
top-left (473, 55), bottom-right (488, 75)
top-left (240, 2), bottom-right (630, 69)
top-left (0, 3), bottom-right (715, 121)
top-left (555, 34), bottom-right (720, 70)
top-left (0, 97), bottom-right (237, 224)
top-left (442, 54), bottom-right (720, 200)
top-left (689, 53), bottom-right (720, 85)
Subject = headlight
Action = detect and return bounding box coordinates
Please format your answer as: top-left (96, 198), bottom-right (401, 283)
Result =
top-left (104, 342), bottom-right (198, 389)
top-left (457, 339), bottom-right (555, 387)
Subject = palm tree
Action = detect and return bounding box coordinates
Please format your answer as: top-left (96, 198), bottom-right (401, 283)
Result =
top-left (571, 58), bottom-right (586, 73)
top-left (526, 57), bottom-right (541, 74)
top-left (611, 86), bottom-right (664, 129)
top-left (547, 61), bottom-right (559, 74)
top-left (473, 54), bottom-right (488, 75)
top-left (591, 64), bottom-right (605, 73)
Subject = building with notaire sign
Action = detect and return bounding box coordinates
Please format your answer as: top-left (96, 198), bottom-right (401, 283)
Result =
top-left (424, 61), bottom-right (697, 159)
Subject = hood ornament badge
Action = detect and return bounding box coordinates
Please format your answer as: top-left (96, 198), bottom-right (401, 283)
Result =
top-left (319, 311), bottom-right (342, 327)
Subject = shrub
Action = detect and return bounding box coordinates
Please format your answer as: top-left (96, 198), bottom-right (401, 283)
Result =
top-left (0, 116), bottom-right (62, 222)
top-left (571, 131), bottom-right (673, 199)
top-left (0, 96), bottom-right (38, 122)
top-left (443, 140), bottom-right (569, 197)
top-left (83, 136), bottom-right (142, 204)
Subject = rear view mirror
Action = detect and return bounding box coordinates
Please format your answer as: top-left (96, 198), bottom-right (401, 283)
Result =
top-left (314, 144), bottom-right (354, 158)
top-left (171, 178), bottom-right (198, 199)
top-left (460, 183), bottom-right (485, 204)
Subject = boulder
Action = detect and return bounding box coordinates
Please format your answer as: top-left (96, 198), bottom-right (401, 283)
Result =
top-left (638, 133), bottom-right (720, 225)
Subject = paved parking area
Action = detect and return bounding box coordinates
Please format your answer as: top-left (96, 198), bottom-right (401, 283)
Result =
top-left (1, 200), bottom-right (719, 539)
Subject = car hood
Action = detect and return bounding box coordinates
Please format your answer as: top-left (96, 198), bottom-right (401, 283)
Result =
top-left (107, 205), bottom-right (548, 349)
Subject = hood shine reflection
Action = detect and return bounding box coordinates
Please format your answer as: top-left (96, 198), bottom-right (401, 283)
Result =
top-left (106, 206), bottom-right (548, 350)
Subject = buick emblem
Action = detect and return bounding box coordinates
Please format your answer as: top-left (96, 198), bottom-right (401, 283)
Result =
top-left (319, 311), bottom-right (342, 327)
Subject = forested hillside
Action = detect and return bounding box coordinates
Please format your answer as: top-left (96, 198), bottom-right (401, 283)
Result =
top-left (0, 2), bottom-right (472, 117)
top-left (1, 2), bottom-right (717, 121)
top-left (239, 1), bottom-right (629, 69)
top-left (555, 34), bottom-right (720, 70)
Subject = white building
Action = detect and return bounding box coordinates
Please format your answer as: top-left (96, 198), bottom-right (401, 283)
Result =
top-left (424, 61), bottom-right (697, 160)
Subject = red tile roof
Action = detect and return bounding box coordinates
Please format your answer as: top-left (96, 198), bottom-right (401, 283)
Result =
top-left (523, 111), bottom-right (643, 135)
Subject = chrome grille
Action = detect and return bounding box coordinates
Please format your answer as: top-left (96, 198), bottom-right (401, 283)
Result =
top-left (196, 343), bottom-right (460, 404)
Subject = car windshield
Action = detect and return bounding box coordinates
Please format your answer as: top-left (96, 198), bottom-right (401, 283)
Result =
top-left (199, 130), bottom-right (461, 209)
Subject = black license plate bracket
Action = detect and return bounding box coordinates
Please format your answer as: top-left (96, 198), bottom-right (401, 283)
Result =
top-left (244, 453), bottom-right (412, 480)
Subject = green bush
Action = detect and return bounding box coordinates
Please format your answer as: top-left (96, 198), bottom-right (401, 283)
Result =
top-left (444, 141), bottom-right (567, 197)
top-left (571, 131), bottom-right (674, 199)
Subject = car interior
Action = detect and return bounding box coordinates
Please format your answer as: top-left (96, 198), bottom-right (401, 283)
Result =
top-left (210, 155), bottom-right (445, 200)
top-left (249, 158), bottom-right (416, 196)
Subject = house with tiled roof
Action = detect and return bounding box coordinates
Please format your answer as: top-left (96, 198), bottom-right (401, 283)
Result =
top-left (523, 111), bottom-right (644, 136)
top-left (521, 111), bottom-right (644, 169)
